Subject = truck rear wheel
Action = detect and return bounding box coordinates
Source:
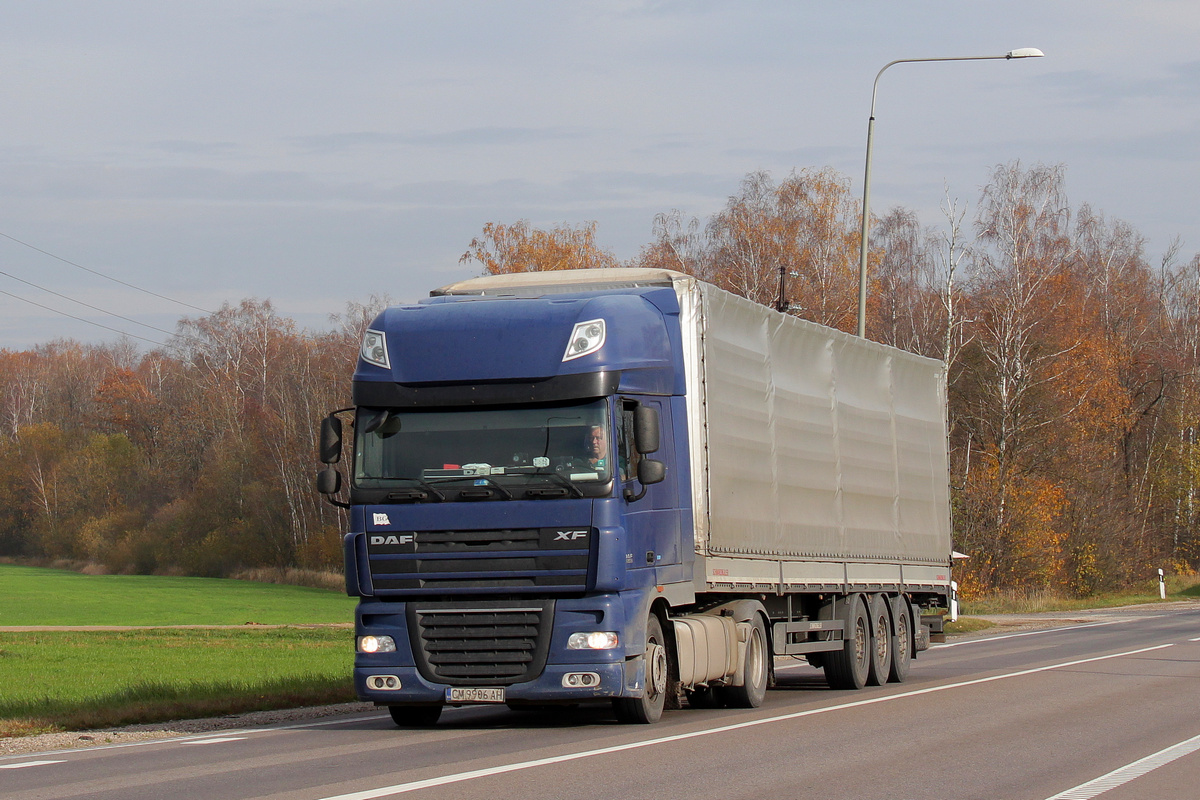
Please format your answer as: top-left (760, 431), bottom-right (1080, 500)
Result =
top-left (866, 594), bottom-right (892, 686)
top-left (888, 597), bottom-right (912, 683)
top-left (823, 594), bottom-right (870, 690)
top-left (717, 614), bottom-right (769, 708)
top-left (388, 704), bottom-right (442, 727)
top-left (613, 613), bottom-right (668, 723)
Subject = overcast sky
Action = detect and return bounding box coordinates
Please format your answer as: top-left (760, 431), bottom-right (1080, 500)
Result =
top-left (2, 1), bottom-right (1198, 350)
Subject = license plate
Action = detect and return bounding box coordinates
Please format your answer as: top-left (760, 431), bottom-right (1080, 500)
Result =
top-left (446, 687), bottom-right (505, 704)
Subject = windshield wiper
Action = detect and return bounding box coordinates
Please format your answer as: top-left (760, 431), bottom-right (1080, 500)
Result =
top-left (533, 472), bottom-right (585, 498)
top-left (384, 478), bottom-right (447, 502)
top-left (426, 475), bottom-right (514, 500)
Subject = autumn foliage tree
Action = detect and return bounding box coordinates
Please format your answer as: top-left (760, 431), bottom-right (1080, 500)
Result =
top-left (1, 161), bottom-right (1197, 597)
top-left (460, 219), bottom-right (619, 274)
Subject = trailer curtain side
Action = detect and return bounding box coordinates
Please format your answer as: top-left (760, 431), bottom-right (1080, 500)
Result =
top-left (674, 278), bottom-right (951, 567)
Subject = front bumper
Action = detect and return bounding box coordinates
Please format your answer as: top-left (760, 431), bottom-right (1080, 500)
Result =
top-left (353, 589), bottom-right (655, 706)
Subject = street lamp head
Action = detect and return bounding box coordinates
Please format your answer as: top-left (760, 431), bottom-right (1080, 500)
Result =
top-left (1006, 47), bottom-right (1045, 59)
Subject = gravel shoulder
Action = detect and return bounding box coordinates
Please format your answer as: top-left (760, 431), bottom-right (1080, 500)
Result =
top-left (0, 702), bottom-right (376, 758)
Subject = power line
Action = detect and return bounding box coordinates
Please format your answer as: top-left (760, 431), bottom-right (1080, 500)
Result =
top-left (0, 288), bottom-right (176, 350)
top-left (0, 267), bottom-right (184, 340)
top-left (0, 230), bottom-right (214, 314)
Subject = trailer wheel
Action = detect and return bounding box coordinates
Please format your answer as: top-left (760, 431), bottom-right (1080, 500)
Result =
top-left (823, 594), bottom-right (870, 690)
top-left (888, 597), bottom-right (912, 683)
top-left (866, 594), bottom-right (892, 686)
top-left (387, 704), bottom-right (442, 727)
top-left (613, 613), bottom-right (668, 724)
top-left (717, 614), bottom-right (769, 708)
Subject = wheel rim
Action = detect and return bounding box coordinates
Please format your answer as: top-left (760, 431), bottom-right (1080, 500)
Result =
top-left (748, 628), bottom-right (765, 687)
top-left (647, 640), bottom-right (668, 697)
top-left (854, 617), bottom-right (868, 670)
top-left (874, 613), bottom-right (889, 663)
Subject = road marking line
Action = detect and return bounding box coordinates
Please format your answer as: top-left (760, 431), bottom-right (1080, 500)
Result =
top-left (0, 713), bottom-right (394, 761)
top-left (315, 643), bottom-right (1175, 800)
top-left (0, 760), bottom-right (66, 769)
top-left (1044, 732), bottom-right (1200, 799)
top-left (180, 737), bottom-right (247, 745)
top-left (934, 621), bottom-right (1123, 648)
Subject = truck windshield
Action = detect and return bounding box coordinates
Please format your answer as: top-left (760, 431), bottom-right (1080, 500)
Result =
top-left (353, 399), bottom-right (612, 500)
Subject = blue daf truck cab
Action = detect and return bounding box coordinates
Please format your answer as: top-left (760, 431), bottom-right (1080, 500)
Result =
top-left (317, 268), bottom-right (952, 726)
top-left (318, 271), bottom-right (696, 725)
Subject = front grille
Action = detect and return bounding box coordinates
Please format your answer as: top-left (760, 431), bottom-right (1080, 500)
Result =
top-left (367, 527), bottom-right (592, 595)
top-left (408, 600), bottom-right (555, 685)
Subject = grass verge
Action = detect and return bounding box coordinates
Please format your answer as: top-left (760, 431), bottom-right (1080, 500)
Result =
top-left (943, 617), bottom-right (996, 635)
top-left (0, 627), bottom-right (355, 737)
top-left (960, 574), bottom-right (1200, 616)
top-left (0, 563), bottom-right (355, 626)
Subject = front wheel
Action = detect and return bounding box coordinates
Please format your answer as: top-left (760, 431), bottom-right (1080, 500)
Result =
top-left (613, 613), bottom-right (669, 724)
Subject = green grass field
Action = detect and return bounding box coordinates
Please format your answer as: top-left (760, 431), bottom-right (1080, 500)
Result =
top-left (0, 563), bottom-right (356, 626)
top-left (0, 565), bottom-right (358, 737)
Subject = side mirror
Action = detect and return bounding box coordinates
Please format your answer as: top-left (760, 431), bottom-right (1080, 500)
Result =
top-left (316, 467), bottom-right (342, 496)
top-left (638, 458), bottom-right (665, 485)
top-left (634, 405), bottom-right (660, 454)
top-left (624, 458), bottom-right (665, 502)
top-left (319, 415), bottom-right (343, 464)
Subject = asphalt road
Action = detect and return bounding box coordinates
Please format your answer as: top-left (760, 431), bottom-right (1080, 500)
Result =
top-left (4, 603), bottom-right (1199, 800)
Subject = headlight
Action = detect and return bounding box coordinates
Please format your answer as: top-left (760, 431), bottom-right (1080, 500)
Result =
top-left (567, 631), bottom-right (619, 650)
top-left (562, 319), bottom-right (606, 361)
top-left (360, 329), bottom-right (390, 369)
top-left (358, 635), bottom-right (397, 653)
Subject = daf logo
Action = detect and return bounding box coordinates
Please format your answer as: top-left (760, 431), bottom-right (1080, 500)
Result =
top-left (370, 534), bottom-right (414, 546)
top-left (554, 530), bottom-right (588, 541)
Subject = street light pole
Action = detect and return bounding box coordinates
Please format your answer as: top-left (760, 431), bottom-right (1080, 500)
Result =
top-left (855, 48), bottom-right (1044, 339)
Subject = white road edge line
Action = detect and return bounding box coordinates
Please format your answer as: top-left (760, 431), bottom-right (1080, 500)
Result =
top-left (180, 737), bottom-right (247, 745)
top-left (773, 621), bottom-right (1123, 670)
top-left (0, 713), bottom-right (394, 763)
top-left (316, 643), bottom-right (1176, 800)
top-left (933, 620), bottom-right (1124, 648)
top-left (0, 760), bottom-right (66, 769)
top-left (1044, 732), bottom-right (1200, 799)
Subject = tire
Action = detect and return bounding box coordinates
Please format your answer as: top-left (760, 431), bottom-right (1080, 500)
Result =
top-left (866, 594), bottom-right (892, 687)
top-left (388, 704), bottom-right (442, 727)
top-left (613, 613), bottom-right (669, 724)
top-left (823, 594), bottom-right (870, 690)
top-left (888, 597), bottom-right (913, 684)
top-left (716, 614), bottom-right (769, 708)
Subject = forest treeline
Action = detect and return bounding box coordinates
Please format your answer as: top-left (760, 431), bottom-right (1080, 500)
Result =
top-left (2, 161), bottom-right (1197, 597)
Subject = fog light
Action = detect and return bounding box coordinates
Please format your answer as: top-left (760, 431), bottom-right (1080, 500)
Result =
top-left (358, 635), bottom-right (397, 653)
top-left (366, 675), bottom-right (402, 691)
top-left (567, 631), bottom-right (619, 650)
top-left (562, 672), bottom-right (601, 688)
